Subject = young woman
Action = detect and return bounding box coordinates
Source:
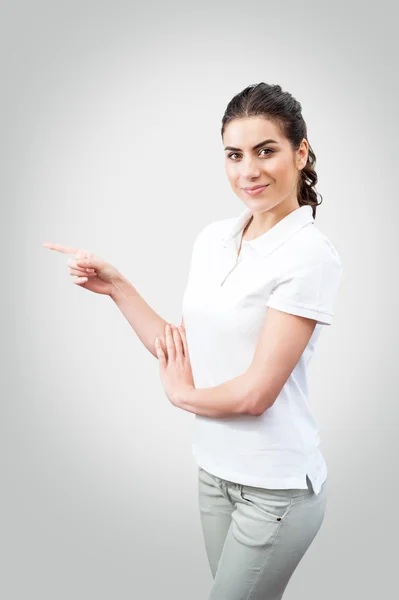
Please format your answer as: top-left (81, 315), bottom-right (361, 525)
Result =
top-left (43, 82), bottom-right (343, 599)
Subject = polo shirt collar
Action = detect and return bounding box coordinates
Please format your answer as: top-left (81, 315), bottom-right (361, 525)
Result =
top-left (221, 204), bottom-right (315, 259)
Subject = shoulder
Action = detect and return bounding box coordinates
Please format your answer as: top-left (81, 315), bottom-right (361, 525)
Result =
top-left (310, 223), bottom-right (343, 267)
top-left (270, 223), bottom-right (343, 291)
top-left (193, 216), bottom-right (236, 247)
top-left (283, 222), bottom-right (343, 270)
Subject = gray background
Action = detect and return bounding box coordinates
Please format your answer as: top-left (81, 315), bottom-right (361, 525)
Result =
top-left (1, 0), bottom-right (398, 598)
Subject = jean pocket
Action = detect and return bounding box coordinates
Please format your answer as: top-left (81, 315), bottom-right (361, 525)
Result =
top-left (239, 485), bottom-right (292, 522)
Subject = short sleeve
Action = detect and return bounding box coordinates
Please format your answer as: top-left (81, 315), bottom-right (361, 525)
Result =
top-left (266, 250), bottom-right (343, 326)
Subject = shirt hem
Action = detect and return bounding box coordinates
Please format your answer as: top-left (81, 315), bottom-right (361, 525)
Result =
top-left (192, 446), bottom-right (327, 496)
top-left (266, 296), bottom-right (333, 325)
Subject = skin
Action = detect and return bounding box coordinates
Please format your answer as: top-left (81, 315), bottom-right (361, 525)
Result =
top-left (155, 323), bottom-right (195, 408)
top-left (223, 115), bottom-right (309, 248)
top-left (41, 244), bottom-right (119, 295)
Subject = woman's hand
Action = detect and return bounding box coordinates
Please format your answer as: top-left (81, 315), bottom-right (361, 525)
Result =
top-left (155, 323), bottom-right (195, 408)
top-left (42, 243), bottom-right (122, 296)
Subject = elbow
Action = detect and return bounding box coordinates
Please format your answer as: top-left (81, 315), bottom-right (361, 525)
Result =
top-left (241, 371), bottom-right (278, 416)
top-left (244, 367), bottom-right (287, 416)
top-left (245, 389), bottom-right (274, 417)
top-left (245, 393), bottom-right (269, 417)
top-left (250, 397), bottom-right (274, 416)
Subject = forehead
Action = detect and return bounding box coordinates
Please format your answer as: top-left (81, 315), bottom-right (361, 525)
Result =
top-left (223, 116), bottom-right (284, 146)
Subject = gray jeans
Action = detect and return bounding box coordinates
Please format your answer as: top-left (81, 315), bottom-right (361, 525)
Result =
top-left (198, 466), bottom-right (327, 600)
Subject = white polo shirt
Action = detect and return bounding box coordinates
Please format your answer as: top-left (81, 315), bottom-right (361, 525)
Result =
top-left (181, 204), bottom-right (343, 495)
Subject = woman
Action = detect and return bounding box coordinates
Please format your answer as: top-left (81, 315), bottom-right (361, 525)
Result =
top-left (43, 82), bottom-right (343, 599)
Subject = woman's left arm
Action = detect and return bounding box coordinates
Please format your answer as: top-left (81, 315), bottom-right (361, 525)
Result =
top-left (155, 309), bottom-right (317, 418)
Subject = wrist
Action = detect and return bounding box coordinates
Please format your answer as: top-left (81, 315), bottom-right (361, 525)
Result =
top-left (174, 385), bottom-right (195, 410)
top-left (110, 275), bottom-right (137, 302)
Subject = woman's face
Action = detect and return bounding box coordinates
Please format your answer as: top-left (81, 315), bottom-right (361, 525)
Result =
top-left (223, 116), bottom-right (308, 213)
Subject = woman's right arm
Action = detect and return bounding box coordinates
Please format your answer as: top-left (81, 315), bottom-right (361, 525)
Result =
top-left (43, 242), bottom-right (171, 359)
top-left (110, 275), bottom-right (170, 359)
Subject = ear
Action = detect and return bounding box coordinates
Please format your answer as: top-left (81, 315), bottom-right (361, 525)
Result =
top-left (296, 138), bottom-right (308, 169)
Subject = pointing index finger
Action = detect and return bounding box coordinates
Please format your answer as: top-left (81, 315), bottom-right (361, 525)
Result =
top-left (43, 243), bottom-right (80, 255)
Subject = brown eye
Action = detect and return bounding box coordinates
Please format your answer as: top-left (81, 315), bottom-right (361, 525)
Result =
top-left (227, 148), bottom-right (274, 160)
top-left (260, 148), bottom-right (274, 156)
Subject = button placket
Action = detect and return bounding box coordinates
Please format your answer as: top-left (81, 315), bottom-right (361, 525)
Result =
top-left (220, 254), bottom-right (240, 286)
top-left (220, 231), bottom-right (245, 286)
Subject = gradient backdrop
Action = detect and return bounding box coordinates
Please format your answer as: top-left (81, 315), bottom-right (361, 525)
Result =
top-left (1, 0), bottom-right (398, 598)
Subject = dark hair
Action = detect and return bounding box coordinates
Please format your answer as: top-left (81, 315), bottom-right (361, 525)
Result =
top-left (221, 83), bottom-right (322, 219)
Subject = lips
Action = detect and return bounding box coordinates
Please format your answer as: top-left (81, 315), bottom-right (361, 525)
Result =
top-left (242, 184), bottom-right (270, 196)
top-left (243, 184), bottom-right (269, 191)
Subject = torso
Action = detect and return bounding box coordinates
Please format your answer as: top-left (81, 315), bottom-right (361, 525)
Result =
top-left (181, 205), bottom-right (342, 495)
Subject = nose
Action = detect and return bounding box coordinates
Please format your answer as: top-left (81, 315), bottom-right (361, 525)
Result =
top-left (239, 156), bottom-right (262, 180)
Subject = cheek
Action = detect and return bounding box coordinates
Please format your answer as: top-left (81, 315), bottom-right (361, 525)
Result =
top-left (225, 164), bottom-right (238, 182)
top-left (268, 158), bottom-right (295, 183)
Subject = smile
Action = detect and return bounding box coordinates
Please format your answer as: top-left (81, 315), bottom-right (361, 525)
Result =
top-left (243, 185), bottom-right (270, 196)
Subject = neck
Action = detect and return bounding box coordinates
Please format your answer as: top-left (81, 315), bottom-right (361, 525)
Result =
top-left (243, 199), bottom-right (300, 240)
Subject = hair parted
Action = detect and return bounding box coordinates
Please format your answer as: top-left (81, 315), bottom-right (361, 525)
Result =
top-left (221, 83), bottom-right (322, 219)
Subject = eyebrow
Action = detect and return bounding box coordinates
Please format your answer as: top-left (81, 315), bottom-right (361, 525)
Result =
top-left (224, 139), bottom-right (280, 152)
